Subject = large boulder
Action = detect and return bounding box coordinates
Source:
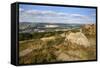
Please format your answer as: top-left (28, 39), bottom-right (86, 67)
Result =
top-left (65, 32), bottom-right (90, 47)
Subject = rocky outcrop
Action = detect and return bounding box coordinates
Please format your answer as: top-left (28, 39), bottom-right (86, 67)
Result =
top-left (40, 36), bottom-right (56, 41)
top-left (81, 24), bottom-right (96, 35)
top-left (65, 32), bottom-right (90, 47)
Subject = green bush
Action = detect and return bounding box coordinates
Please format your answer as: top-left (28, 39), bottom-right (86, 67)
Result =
top-left (19, 33), bottom-right (32, 41)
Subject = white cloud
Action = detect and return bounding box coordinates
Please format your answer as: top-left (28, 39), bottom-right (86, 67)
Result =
top-left (70, 14), bottom-right (89, 19)
top-left (71, 14), bottom-right (84, 17)
top-left (19, 8), bottom-right (24, 12)
top-left (19, 9), bottom-right (95, 24)
top-left (26, 10), bottom-right (55, 14)
top-left (25, 9), bottom-right (69, 16)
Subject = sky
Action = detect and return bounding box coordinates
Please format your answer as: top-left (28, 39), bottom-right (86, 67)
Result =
top-left (19, 4), bottom-right (96, 24)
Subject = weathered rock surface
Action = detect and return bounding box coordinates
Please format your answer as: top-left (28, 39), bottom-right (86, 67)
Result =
top-left (65, 32), bottom-right (90, 47)
top-left (81, 24), bottom-right (96, 35)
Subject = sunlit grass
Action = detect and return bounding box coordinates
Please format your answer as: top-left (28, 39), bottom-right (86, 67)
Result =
top-left (19, 29), bottom-right (96, 64)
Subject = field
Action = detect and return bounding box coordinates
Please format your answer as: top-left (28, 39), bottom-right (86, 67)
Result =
top-left (19, 24), bottom-right (96, 64)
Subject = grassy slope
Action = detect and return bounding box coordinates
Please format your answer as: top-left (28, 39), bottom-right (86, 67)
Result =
top-left (19, 29), bottom-right (96, 64)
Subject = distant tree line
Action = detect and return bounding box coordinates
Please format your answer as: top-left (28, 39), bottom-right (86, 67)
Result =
top-left (19, 31), bottom-right (65, 41)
